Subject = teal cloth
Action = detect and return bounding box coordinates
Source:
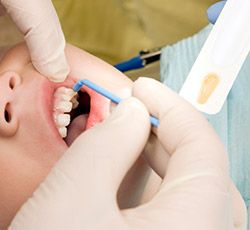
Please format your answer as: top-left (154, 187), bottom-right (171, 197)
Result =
top-left (160, 25), bottom-right (250, 227)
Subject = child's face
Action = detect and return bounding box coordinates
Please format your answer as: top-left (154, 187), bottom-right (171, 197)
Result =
top-left (0, 43), bottom-right (132, 227)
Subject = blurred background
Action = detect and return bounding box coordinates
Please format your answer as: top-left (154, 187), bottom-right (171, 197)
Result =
top-left (0, 0), bottom-right (217, 79)
top-left (53, 0), bottom-right (217, 64)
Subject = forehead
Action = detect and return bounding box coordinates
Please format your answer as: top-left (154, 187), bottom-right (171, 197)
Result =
top-left (0, 47), bottom-right (8, 61)
top-left (0, 43), bottom-right (30, 75)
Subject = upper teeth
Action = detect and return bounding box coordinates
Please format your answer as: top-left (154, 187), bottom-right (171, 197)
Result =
top-left (54, 113), bottom-right (70, 127)
top-left (53, 87), bottom-right (78, 138)
top-left (71, 95), bottom-right (79, 109)
top-left (54, 100), bottom-right (73, 113)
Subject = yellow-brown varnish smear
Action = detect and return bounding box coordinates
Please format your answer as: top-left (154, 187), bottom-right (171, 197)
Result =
top-left (197, 73), bottom-right (220, 104)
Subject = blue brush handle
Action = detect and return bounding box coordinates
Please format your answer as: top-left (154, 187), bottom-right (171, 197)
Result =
top-left (114, 56), bottom-right (144, 72)
top-left (73, 79), bottom-right (159, 127)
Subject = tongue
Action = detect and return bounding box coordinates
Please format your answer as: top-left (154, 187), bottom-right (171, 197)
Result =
top-left (65, 89), bottom-right (110, 146)
top-left (65, 114), bottom-right (88, 146)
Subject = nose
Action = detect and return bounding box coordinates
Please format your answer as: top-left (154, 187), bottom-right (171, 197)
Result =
top-left (0, 71), bottom-right (21, 137)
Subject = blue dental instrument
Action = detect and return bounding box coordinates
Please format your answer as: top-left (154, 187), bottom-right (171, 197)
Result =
top-left (73, 79), bottom-right (159, 127)
top-left (114, 49), bottom-right (161, 72)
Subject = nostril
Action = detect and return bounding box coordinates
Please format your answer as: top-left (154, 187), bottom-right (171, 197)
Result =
top-left (4, 103), bottom-right (11, 123)
top-left (0, 102), bottom-right (19, 137)
top-left (9, 74), bottom-right (21, 90)
top-left (9, 78), bottom-right (15, 90)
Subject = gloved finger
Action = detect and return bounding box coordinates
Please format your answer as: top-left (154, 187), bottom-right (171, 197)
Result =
top-left (142, 133), bottom-right (170, 178)
top-left (230, 182), bottom-right (247, 230)
top-left (1, 0), bottom-right (69, 82)
top-left (124, 78), bottom-right (232, 228)
top-left (63, 97), bottom-right (150, 195)
top-left (133, 77), bottom-right (229, 189)
top-left (10, 98), bottom-right (150, 229)
top-left (207, 0), bottom-right (227, 24)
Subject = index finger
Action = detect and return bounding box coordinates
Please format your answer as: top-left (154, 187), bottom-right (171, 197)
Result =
top-left (133, 77), bottom-right (229, 186)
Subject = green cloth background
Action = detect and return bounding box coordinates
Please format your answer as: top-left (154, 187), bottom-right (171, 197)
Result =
top-left (53, 0), bottom-right (217, 64)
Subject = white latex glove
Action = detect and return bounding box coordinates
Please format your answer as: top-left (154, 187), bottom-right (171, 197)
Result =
top-left (9, 78), bottom-right (246, 230)
top-left (0, 0), bottom-right (69, 82)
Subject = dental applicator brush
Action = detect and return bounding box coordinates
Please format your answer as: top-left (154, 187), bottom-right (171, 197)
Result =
top-left (73, 79), bottom-right (159, 127)
top-left (180, 0), bottom-right (250, 114)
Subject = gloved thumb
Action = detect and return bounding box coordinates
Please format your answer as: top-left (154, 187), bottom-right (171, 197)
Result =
top-left (1, 0), bottom-right (69, 82)
top-left (61, 97), bottom-right (151, 195)
top-left (9, 98), bottom-right (150, 229)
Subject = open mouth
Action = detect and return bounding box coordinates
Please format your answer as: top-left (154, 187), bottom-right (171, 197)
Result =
top-left (52, 85), bottom-right (110, 146)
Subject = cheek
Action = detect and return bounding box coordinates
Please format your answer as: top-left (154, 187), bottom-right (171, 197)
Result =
top-left (15, 95), bottom-right (66, 162)
top-left (11, 109), bottom-right (65, 176)
top-left (0, 152), bottom-right (48, 196)
top-left (16, 120), bottom-right (64, 167)
top-left (0, 146), bottom-right (53, 226)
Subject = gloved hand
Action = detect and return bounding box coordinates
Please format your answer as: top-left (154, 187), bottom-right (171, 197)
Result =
top-left (9, 78), bottom-right (246, 230)
top-left (207, 0), bottom-right (227, 24)
top-left (0, 0), bottom-right (69, 82)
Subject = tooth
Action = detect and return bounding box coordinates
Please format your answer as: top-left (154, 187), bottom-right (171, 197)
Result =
top-left (55, 114), bottom-right (70, 127)
top-left (58, 127), bottom-right (67, 138)
top-left (54, 92), bottom-right (72, 101)
top-left (55, 87), bottom-right (76, 98)
top-left (110, 102), bottom-right (116, 113)
top-left (71, 96), bottom-right (79, 109)
top-left (55, 101), bottom-right (73, 113)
